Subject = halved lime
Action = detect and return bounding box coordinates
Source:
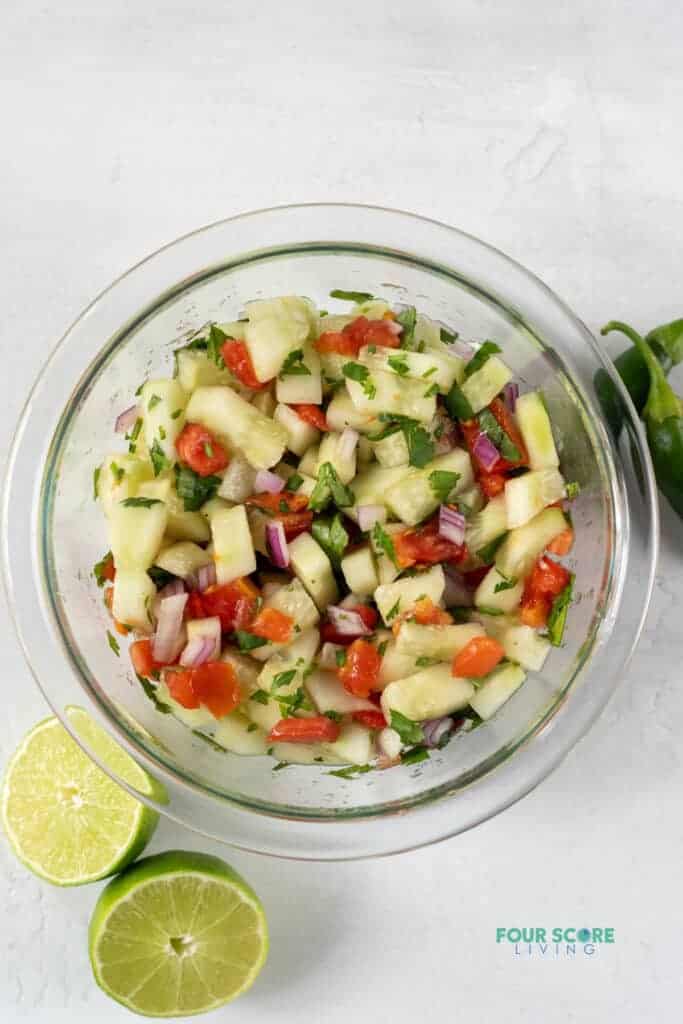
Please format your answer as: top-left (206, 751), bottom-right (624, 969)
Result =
top-left (89, 850), bottom-right (268, 1017)
top-left (1, 707), bottom-right (159, 885)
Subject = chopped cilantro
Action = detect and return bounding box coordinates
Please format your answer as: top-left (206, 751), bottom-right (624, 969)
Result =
top-left (342, 361), bottom-right (376, 399)
top-left (477, 408), bottom-right (521, 462)
top-left (247, 723), bottom-right (258, 732)
top-left (477, 605), bottom-right (504, 616)
top-left (150, 439), bottom-right (170, 476)
top-left (279, 348), bottom-right (311, 378)
top-left (328, 764), bottom-right (374, 779)
top-left (148, 394), bottom-right (162, 411)
top-left (444, 382), bottom-right (475, 421)
top-left (330, 289), bottom-right (374, 303)
top-left (250, 689), bottom-right (270, 705)
top-left (106, 631), bottom-right (120, 656)
top-left (324, 710), bottom-right (343, 722)
top-left (493, 574), bottom-right (518, 593)
top-left (377, 640), bottom-right (389, 657)
top-left (93, 551), bottom-right (113, 587)
top-left (121, 497), bottom-right (163, 508)
top-left (428, 470), bottom-right (461, 503)
top-left (206, 324), bottom-right (228, 366)
top-left (272, 761), bottom-right (290, 772)
top-left (386, 598), bottom-right (401, 621)
top-left (566, 481), bottom-right (581, 500)
top-left (110, 462), bottom-right (125, 484)
top-left (136, 673), bottom-right (172, 713)
top-left (286, 472), bottom-right (304, 492)
top-left (158, 425), bottom-right (167, 441)
top-left (476, 532), bottom-right (508, 564)
top-left (93, 465), bottom-right (101, 500)
top-left (390, 710), bottom-right (424, 744)
top-left (147, 566), bottom-right (175, 589)
top-left (422, 365), bottom-right (437, 378)
top-left (440, 326), bottom-right (459, 343)
top-left (388, 354), bottom-right (410, 377)
top-left (135, 381), bottom-right (145, 396)
top-left (174, 464), bottom-right (221, 511)
top-left (547, 575), bottom-right (574, 646)
top-left (171, 408), bottom-right (182, 419)
top-left (235, 631), bottom-right (269, 652)
top-left (278, 499), bottom-right (289, 513)
top-left (311, 513), bottom-right (349, 566)
top-left (371, 521), bottom-right (398, 567)
top-left (309, 462), bottom-right (354, 512)
top-left (415, 656), bottom-right (440, 667)
top-left (403, 420), bottom-right (434, 467)
top-left (397, 306), bottom-right (417, 349)
top-left (192, 730), bottom-right (227, 752)
top-left (271, 669), bottom-right (297, 691)
top-left (464, 341), bottom-right (502, 379)
top-left (277, 687), bottom-right (312, 717)
top-left (423, 382), bottom-right (439, 398)
top-left (401, 745), bottom-right (430, 766)
top-left (335, 648), bottom-right (347, 668)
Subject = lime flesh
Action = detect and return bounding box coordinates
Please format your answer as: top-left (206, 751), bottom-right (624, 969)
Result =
top-left (1, 707), bottom-right (159, 885)
top-left (89, 850), bottom-right (268, 1017)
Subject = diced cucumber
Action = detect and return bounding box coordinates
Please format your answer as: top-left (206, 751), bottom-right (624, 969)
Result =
top-left (323, 722), bottom-right (375, 766)
top-left (318, 351), bottom-right (348, 391)
top-left (374, 565), bottom-right (446, 625)
top-left (244, 296), bottom-right (317, 382)
top-left (495, 507), bottom-right (567, 580)
top-left (498, 623), bottom-right (551, 672)
top-left (357, 345), bottom-right (460, 393)
top-left (251, 389), bottom-right (276, 417)
top-left (213, 713), bottom-right (268, 756)
top-left (385, 448), bottom-right (473, 526)
top-left (273, 403), bottom-right (320, 456)
top-left (273, 463), bottom-right (317, 497)
top-left (257, 629), bottom-right (320, 698)
top-left (275, 343), bottom-right (323, 405)
top-left (395, 622), bottom-right (485, 660)
top-left (350, 464), bottom-right (412, 515)
top-left (245, 579), bottom-right (320, 661)
top-left (414, 313), bottom-right (442, 349)
top-left (316, 430), bottom-right (357, 484)
top-left (345, 369), bottom-right (437, 424)
top-left (140, 379), bottom-right (187, 462)
top-left (457, 483), bottom-right (485, 516)
top-left (97, 454), bottom-right (153, 518)
top-left (340, 545), bottom-right (378, 596)
top-left (378, 727), bottom-right (402, 758)
top-left (474, 566), bottom-right (524, 613)
top-left (288, 532), bottom-right (338, 610)
top-left (217, 453), bottom-right (257, 502)
top-left (245, 694), bottom-right (282, 734)
top-left (210, 505), bottom-right (256, 584)
top-left (109, 500), bottom-right (168, 571)
top-left (357, 435), bottom-right (374, 464)
top-left (138, 477), bottom-right (210, 543)
top-left (381, 665), bottom-right (474, 721)
top-left (246, 506), bottom-right (270, 558)
top-left (465, 494), bottom-right (508, 556)
top-left (351, 298), bottom-right (392, 319)
top-left (515, 391), bottom-right (559, 470)
top-left (155, 680), bottom-right (215, 728)
top-left (200, 496), bottom-right (233, 519)
top-left (504, 469), bottom-right (566, 528)
top-left (306, 669), bottom-right (376, 714)
top-left (378, 640), bottom-right (418, 688)
top-left (271, 742), bottom-right (324, 765)
top-left (326, 390), bottom-right (381, 434)
top-left (460, 356), bottom-right (512, 414)
top-left (220, 648), bottom-right (262, 691)
top-left (372, 429), bottom-right (410, 468)
top-left (469, 663), bottom-right (526, 720)
top-left (298, 444), bottom-right (320, 476)
top-left (185, 617), bottom-right (221, 660)
top-left (215, 320), bottom-right (248, 341)
top-left (112, 569), bottom-right (156, 634)
top-left (175, 349), bottom-right (232, 393)
top-left (316, 314), bottom-right (353, 336)
top-left (154, 541), bottom-right (211, 579)
top-left (186, 385), bottom-right (287, 469)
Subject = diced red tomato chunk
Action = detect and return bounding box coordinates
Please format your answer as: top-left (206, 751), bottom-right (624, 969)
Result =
top-left (176, 423), bottom-right (229, 477)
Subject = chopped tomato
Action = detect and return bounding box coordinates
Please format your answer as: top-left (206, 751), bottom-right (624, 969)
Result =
top-left (220, 339), bottom-right (269, 390)
top-left (190, 661), bottom-right (242, 718)
top-left (267, 716), bottom-right (341, 744)
top-left (479, 472), bottom-right (507, 498)
top-left (185, 591), bottom-right (206, 620)
top-left (546, 526), bottom-right (574, 556)
top-left (393, 515), bottom-right (467, 569)
top-left (452, 636), bottom-right (505, 678)
top-left (320, 604), bottom-right (378, 645)
top-left (249, 607), bottom-right (294, 644)
top-left (165, 669), bottom-right (200, 709)
top-left (103, 586), bottom-right (130, 635)
top-left (352, 709), bottom-right (387, 730)
top-left (99, 552), bottom-right (116, 583)
top-left (201, 579), bottom-right (260, 632)
top-left (130, 639), bottom-right (162, 678)
top-left (278, 510), bottom-right (314, 541)
top-left (412, 597), bottom-right (453, 626)
top-left (519, 595), bottom-right (550, 628)
top-left (291, 404), bottom-right (329, 431)
top-left (338, 638), bottom-right (382, 697)
top-left (519, 556), bottom-right (571, 628)
top-left (315, 316), bottom-right (400, 356)
top-left (487, 397), bottom-right (528, 468)
top-left (176, 423), bottom-right (229, 477)
top-left (246, 491), bottom-right (309, 514)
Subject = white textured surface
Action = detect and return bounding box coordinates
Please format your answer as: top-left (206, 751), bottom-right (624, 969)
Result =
top-left (2, 1), bottom-right (682, 1020)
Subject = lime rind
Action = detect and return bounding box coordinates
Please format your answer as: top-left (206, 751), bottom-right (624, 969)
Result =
top-left (89, 851), bottom-right (269, 1017)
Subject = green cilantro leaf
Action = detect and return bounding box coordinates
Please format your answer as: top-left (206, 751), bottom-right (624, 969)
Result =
top-left (493, 574), bottom-right (518, 593)
top-left (106, 630), bottom-right (121, 656)
top-left (250, 689), bottom-right (270, 705)
top-left (121, 497), bottom-right (163, 508)
top-left (547, 575), bottom-right (574, 647)
top-left (386, 598), bottom-right (401, 621)
top-left (428, 470), bottom-right (461, 503)
top-left (464, 341), bottom-right (502, 379)
top-left (371, 522), bottom-right (399, 567)
top-left (93, 551), bottom-right (113, 588)
top-left (148, 394), bottom-right (162, 411)
top-left (397, 306), bottom-right (417, 350)
top-left (423, 382), bottom-right (439, 398)
top-left (286, 472), bottom-right (304, 492)
top-left (403, 420), bottom-right (434, 467)
top-left (311, 513), bottom-right (349, 567)
top-left (566, 481), bottom-right (581, 500)
top-left (150, 438), bottom-right (170, 476)
top-left (401, 745), bottom-right (430, 766)
top-left (415, 656), bottom-right (440, 667)
top-left (477, 605), bottom-right (504, 616)
top-left (335, 648), bottom-right (347, 668)
top-left (388, 354), bottom-right (410, 377)
top-left (272, 761), bottom-right (291, 771)
top-left (206, 324), bottom-right (228, 366)
top-left (330, 289), bottom-right (374, 303)
top-left (235, 631), bottom-right (269, 652)
top-left (476, 532), bottom-right (508, 564)
top-left (444, 382), bottom-right (475, 421)
top-left (271, 669), bottom-right (297, 691)
top-left (174, 464), bottom-right (221, 511)
top-left (171, 409), bottom-right (182, 419)
top-left (477, 408), bottom-right (521, 462)
top-left (390, 710), bottom-right (424, 744)
top-left (279, 348), bottom-right (312, 378)
top-left (309, 462), bottom-right (354, 512)
top-left (247, 723), bottom-right (258, 732)
top-left (324, 709), bottom-right (343, 722)
top-left (328, 764), bottom-right (374, 779)
top-left (110, 462), bottom-right (125, 484)
top-left (93, 466), bottom-right (101, 501)
top-left (136, 673), bottom-right (172, 713)
top-left (440, 326), bottom-right (459, 343)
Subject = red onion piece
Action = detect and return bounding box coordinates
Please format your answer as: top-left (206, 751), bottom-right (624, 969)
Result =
top-left (153, 578), bottom-right (186, 620)
top-left (446, 339), bottom-right (474, 361)
top-left (266, 520), bottom-right (289, 568)
top-left (472, 431), bottom-right (500, 472)
top-left (338, 427), bottom-right (359, 462)
top-left (339, 592), bottom-right (364, 609)
top-left (319, 642), bottom-right (345, 669)
top-left (179, 634), bottom-right (216, 668)
top-left (438, 504), bottom-right (466, 546)
top-left (115, 404), bottom-right (139, 434)
top-left (254, 469), bottom-right (285, 494)
top-left (431, 410), bottom-right (458, 455)
top-left (196, 563), bottom-right (217, 592)
top-left (443, 565), bottom-right (473, 607)
top-left (327, 605), bottom-right (372, 637)
top-left (152, 593), bottom-right (188, 664)
top-left (422, 716), bottom-right (454, 748)
top-left (357, 504), bottom-right (386, 532)
top-left (503, 382), bottom-right (519, 412)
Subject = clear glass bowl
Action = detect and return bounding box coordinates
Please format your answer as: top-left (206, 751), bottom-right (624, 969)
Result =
top-left (2, 204), bottom-right (658, 860)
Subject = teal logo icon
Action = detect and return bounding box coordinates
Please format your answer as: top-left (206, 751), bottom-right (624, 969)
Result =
top-left (577, 928), bottom-right (592, 942)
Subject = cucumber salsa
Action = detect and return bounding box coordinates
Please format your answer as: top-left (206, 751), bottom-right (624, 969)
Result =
top-left (94, 294), bottom-right (577, 772)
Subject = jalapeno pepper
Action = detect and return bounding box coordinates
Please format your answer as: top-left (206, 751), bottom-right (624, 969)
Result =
top-left (601, 320), bottom-right (683, 518)
top-left (595, 318), bottom-right (683, 437)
